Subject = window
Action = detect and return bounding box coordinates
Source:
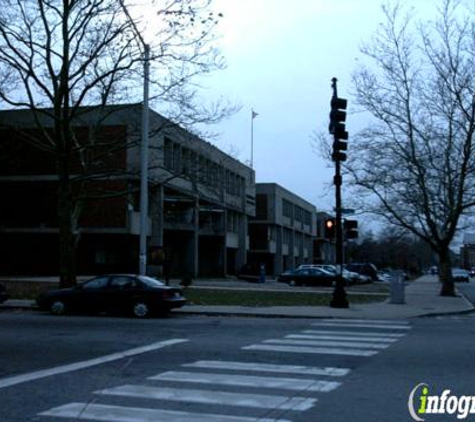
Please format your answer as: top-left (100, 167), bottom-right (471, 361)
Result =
top-left (283, 199), bottom-right (293, 218)
top-left (225, 170), bottom-right (231, 194)
top-left (199, 156), bottom-right (206, 183)
top-left (283, 228), bottom-right (292, 244)
top-left (172, 142), bottom-right (181, 173)
top-left (164, 138), bottom-right (173, 170)
top-left (256, 194), bottom-right (268, 220)
top-left (82, 277), bottom-right (109, 290)
top-left (295, 206), bottom-right (303, 222)
top-left (182, 147), bottom-right (190, 175)
top-left (304, 210), bottom-right (312, 226)
top-left (109, 276), bottom-right (137, 289)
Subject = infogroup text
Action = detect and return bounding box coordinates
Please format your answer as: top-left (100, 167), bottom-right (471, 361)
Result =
top-left (408, 383), bottom-right (475, 421)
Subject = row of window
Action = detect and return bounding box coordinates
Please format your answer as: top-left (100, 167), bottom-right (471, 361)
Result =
top-left (282, 199), bottom-right (313, 225)
top-left (283, 228), bottom-right (312, 248)
top-left (227, 211), bottom-right (241, 234)
top-left (163, 138), bottom-right (246, 197)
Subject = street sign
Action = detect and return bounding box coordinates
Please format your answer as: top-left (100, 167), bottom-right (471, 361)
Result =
top-left (334, 208), bottom-right (355, 214)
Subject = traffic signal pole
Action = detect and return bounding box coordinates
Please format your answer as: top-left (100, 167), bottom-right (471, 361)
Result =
top-left (329, 78), bottom-right (349, 308)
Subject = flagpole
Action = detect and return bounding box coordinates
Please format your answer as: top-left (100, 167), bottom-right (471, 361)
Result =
top-left (251, 109), bottom-right (258, 168)
top-left (251, 109), bottom-right (254, 168)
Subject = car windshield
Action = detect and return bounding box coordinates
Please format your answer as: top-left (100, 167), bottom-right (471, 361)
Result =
top-left (138, 275), bottom-right (165, 287)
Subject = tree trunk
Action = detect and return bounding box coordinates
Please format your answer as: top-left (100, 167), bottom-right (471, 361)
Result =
top-left (438, 246), bottom-right (455, 296)
top-left (58, 176), bottom-right (77, 288)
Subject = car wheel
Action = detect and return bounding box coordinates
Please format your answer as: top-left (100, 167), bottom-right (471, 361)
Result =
top-left (132, 301), bottom-right (150, 318)
top-left (50, 300), bottom-right (66, 315)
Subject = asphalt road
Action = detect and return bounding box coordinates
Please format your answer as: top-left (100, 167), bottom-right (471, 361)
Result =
top-left (0, 309), bottom-right (474, 422)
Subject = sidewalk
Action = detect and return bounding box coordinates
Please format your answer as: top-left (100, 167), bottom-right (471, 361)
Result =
top-left (176, 275), bottom-right (474, 319)
top-left (1, 275), bottom-right (473, 319)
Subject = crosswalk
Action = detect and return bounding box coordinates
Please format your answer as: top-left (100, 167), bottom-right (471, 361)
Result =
top-left (243, 318), bottom-right (410, 357)
top-left (38, 318), bottom-right (411, 422)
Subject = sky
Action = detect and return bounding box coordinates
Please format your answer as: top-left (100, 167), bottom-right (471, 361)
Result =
top-left (199, 0), bottom-right (433, 218)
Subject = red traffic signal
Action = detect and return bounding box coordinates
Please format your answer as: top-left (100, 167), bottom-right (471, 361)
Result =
top-left (324, 218), bottom-right (336, 240)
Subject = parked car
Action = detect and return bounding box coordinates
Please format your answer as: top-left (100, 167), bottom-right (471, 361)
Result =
top-left (36, 274), bottom-right (186, 318)
top-left (277, 267), bottom-right (335, 287)
top-left (345, 263), bottom-right (378, 281)
top-left (0, 283), bottom-right (9, 304)
top-left (452, 268), bottom-right (470, 282)
top-left (297, 264), bottom-right (366, 285)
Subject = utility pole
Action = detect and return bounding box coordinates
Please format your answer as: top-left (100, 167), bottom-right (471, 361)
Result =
top-left (139, 44), bottom-right (150, 275)
top-left (329, 77), bottom-right (349, 308)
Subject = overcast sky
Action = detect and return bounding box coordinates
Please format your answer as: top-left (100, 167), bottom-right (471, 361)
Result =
top-left (201, 0), bottom-right (433, 215)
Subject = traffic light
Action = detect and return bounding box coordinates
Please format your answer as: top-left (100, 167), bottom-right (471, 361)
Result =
top-left (344, 219), bottom-right (358, 239)
top-left (329, 97), bottom-right (348, 162)
top-left (324, 217), bottom-right (336, 240)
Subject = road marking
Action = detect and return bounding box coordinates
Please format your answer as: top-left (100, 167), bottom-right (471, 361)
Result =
top-left (303, 330), bottom-right (406, 337)
top-left (149, 371), bottom-right (341, 392)
top-left (322, 318), bottom-right (409, 325)
top-left (311, 322), bottom-right (411, 330)
top-left (39, 402), bottom-right (292, 422)
top-left (243, 344), bottom-right (378, 357)
top-left (95, 384), bottom-right (317, 411)
top-left (184, 360), bottom-right (350, 377)
top-left (287, 334), bottom-right (398, 343)
top-left (0, 339), bottom-right (188, 390)
top-left (263, 339), bottom-right (389, 350)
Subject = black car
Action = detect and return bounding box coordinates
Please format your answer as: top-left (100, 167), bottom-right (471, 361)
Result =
top-left (277, 268), bottom-right (335, 287)
top-left (0, 283), bottom-right (9, 304)
top-left (36, 274), bottom-right (186, 318)
top-left (345, 263), bottom-right (378, 281)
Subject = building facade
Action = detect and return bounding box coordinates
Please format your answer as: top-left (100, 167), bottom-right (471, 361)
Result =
top-left (0, 105), bottom-right (255, 277)
top-left (247, 183), bottom-right (316, 277)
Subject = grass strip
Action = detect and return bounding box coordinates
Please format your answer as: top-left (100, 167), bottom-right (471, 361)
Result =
top-left (184, 288), bottom-right (387, 307)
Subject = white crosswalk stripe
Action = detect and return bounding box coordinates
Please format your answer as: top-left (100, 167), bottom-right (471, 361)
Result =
top-left (149, 371), bottom-right (341, 392)
top-left (39, 320), bottom-right (411, 421)
top-left (183, 360), bottom-right (350, 376)
top-left (263, 338), bottom-right (390, 350)
top-left (242, 319), bottom-right (411, 358)
top-left (287, 334), bottom-right (399, 343)
top-left (303, 329), bottom-right (405, 337)
top-left (95, 384), bottom-right (317, 411)
top-left (311, 322), bottom-right (410, 330)
top-left (243, 343), bottom-right (378, 356)
top-left (39, 358), bottom-right (345, 421)
top-left (321, 318), bottom-right (408, 324)
top-left (40, 402), bottom-right (292, 422)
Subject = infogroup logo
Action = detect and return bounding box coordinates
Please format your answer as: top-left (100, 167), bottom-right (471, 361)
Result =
top-left (408, 383), bottom-right (475, 421)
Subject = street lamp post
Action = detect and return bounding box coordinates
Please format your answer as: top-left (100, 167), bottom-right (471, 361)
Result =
top-left (139, 44), bottom-right (150, 275)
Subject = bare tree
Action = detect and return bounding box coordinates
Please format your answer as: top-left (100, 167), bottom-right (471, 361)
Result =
top-left (0, 0), bottom-right (232, 287)
top-left (348, 0), bottom-right (475, 295)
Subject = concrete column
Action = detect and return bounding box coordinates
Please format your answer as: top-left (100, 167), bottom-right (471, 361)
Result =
top-left (237, 213), bottom-right (248, 270)
top-left (288, 230), bottom-right (295, 270)
top-left (147, 185), bottom-right (164, 276)
top-left (275, 225), bottom-right (283, 276)
top-left (222, 211), bottom-right (228, 275)
top-left (192, 197), bottom-right (199, 277)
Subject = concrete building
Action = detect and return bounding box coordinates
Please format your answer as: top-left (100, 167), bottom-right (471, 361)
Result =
top-left (247, 183), bottom-right (316, 277)
top-left (0, 105), bottom-right (255, 277)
